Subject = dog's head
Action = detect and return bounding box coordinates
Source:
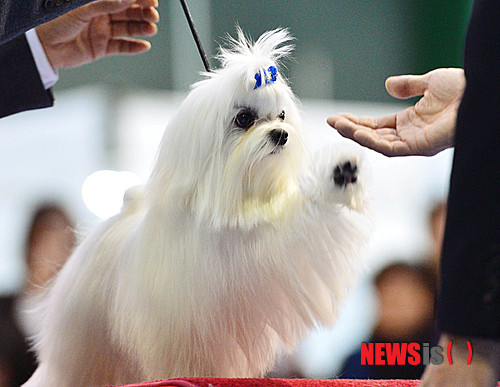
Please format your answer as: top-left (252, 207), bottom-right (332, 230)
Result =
top-left (149, 28), bottom-right (307, 229)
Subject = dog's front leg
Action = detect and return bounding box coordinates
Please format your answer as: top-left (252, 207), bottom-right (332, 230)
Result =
top-left (300, 143), bottom-right (366, 211)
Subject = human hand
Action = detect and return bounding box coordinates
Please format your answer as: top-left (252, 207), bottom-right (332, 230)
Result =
top-left (327, 68), bottom-right (465, 157)
top-left (35, 0), bottom-right (159, 70)
top-left (420, 333), bottom-right (500, 387)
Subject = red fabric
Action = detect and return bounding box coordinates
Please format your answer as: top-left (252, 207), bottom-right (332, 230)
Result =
top-left (118, 378), bottom-right (500, 387)
top-left (118, 378), bottom-right (422, 387)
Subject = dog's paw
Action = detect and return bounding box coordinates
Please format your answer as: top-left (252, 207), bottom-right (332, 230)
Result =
top-left (333, 161), bottom-right (358, 188)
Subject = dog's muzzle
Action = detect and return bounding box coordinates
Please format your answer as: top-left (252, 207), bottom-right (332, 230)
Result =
top-left (268, 129), bottom-right (288, 147)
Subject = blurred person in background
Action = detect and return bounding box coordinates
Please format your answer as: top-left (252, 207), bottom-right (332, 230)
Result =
top-left (0, 204), bottom-right (75, 386)
top-left (0, 0), bottom-right (159, 118)
top-left (339, 262), bottom-right (437, 380)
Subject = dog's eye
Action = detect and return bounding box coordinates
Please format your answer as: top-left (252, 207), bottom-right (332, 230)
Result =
top-left (235, 110), bottom-right (257, 129)
top-left (278, 111), bottom-right (285, 121)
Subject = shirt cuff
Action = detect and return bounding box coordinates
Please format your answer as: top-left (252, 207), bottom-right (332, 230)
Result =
top-left (25, 29), bottom-right (59, 90)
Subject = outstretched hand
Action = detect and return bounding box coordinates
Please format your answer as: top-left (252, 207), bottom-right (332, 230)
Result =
top-left (36, 0), bottom-right (159, 70)
top-left (327, 68), bottom-right (465, 157)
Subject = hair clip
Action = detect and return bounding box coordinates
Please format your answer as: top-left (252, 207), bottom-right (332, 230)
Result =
top-left (254, 66), bottom-right (278, 89)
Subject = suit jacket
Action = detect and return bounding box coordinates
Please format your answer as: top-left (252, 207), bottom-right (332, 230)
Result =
top-left (0, 296), bottom-right (37, 386)
top-left (438, 0), bottom-right (500, 339)
top-left (0, 34), bottom-right (53, 118)
top-left (0, 0), bottom-right (90, 45)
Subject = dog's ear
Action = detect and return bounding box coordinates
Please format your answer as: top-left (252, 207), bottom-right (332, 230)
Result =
top-left (147, 83), bottom-right (230, 210)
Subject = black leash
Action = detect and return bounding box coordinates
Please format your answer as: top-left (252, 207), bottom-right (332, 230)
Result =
top-left (179, 0), bottom-right (211, 72)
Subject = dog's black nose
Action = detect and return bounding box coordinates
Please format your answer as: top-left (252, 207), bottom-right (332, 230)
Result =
top-left (268, 129), bottom-right (288, 146)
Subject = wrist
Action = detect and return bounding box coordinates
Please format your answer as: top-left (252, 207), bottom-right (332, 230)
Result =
top-left (34, 25), bottom-right (60, 71)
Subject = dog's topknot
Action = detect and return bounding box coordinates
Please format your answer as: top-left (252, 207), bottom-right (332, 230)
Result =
top-left (207, 27), bottom-right (294, 91)
top-left (217, 27), bottom-right (294, 68)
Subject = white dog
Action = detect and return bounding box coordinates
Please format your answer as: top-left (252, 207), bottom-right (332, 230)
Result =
top-left (25, 28), bottom-right (369, 386)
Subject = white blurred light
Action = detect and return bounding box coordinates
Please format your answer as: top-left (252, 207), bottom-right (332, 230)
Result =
top-left (82, 170), bottom-right (143, 219)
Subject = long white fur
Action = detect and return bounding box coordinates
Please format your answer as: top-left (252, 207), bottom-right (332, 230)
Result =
top-left (24, 28), bottom-right (370, 386)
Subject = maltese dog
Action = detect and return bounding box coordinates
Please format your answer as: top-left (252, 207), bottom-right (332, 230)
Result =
top-left (25, 28), bottom-right (369, 386)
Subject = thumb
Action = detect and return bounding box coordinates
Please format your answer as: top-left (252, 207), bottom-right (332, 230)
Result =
top-left (385, 73), bottom-right (430, 99)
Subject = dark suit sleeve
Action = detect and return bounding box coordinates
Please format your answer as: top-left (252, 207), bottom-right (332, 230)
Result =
top-left (437, 0), bottom-right (500, 339)
top-left (0, 34), bottom-right (54, 118)
top-left (0, 0), bottom-right (91, 45)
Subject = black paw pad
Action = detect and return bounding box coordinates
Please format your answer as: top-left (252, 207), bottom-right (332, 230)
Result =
top-left (333, 161), bottom-right (358, 187)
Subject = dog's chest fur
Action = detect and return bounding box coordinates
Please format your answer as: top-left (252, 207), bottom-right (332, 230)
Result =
top-left (112, 205), bottom-right (322, 376)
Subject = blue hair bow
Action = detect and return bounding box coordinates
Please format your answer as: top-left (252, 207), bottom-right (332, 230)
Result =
top-left (254, 66), bottom-right (278, 89)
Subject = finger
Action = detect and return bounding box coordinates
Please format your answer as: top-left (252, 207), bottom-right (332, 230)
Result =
top-left (327, 113), bottom-right (359, 129)
top-left (374, 113), bottom-right (397, 129)
top-left (331, 119), bottom-right (394, 154)
top-left (111, 6), bottom-right (159, 23)
top-left (330, 116), bottom-right (409, 157)
top-left (111, 21), bottom-right (157, 37)
top-left (78, 0), bottom-right (157, 22)
top-left (353, 130), bottom-right (409, 157)
top-left (328, 113), bottom-right (396, 130)
top-left (328, 113), bottom-right (379, 130)
top-left (373, 128), bottom-right (398, 138)
top-left (328, 117), bottom-right (361, 140)
top-left (106, 37), bottom-right (152, 55)
top-left (352, 129), bottom-right (392, 154)
top-left (133, 0), bottom-right (158, 7)
top-left (385, 73), bottom-right (431, 99)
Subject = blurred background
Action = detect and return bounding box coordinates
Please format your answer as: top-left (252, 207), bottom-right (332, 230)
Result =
top-left (0, 0), bottom-right (473, 383)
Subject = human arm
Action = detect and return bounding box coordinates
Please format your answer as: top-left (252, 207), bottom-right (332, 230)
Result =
top-left (0, 0), bottom-right (159, 118)
top-left (327, 68), bottom-right (465, 157)
top-left (35, 0), bottom-right (159, 70)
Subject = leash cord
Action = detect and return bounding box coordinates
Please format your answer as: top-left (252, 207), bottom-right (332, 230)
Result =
top-left (179, 0), bottom-right (211, 72)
